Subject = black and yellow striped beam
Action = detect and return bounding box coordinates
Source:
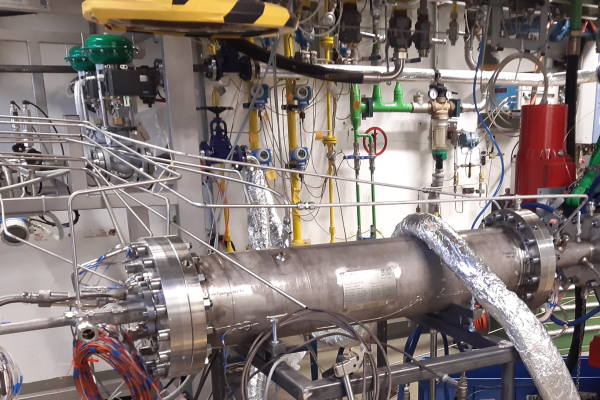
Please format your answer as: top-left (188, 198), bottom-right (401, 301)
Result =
top-left (82, 0), bottom-right (298, 38)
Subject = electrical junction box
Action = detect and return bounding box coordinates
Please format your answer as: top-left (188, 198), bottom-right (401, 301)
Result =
top-left (493, 86), bottom-right (518, 110)
top-left (105, 67), bottom-right (157, 98)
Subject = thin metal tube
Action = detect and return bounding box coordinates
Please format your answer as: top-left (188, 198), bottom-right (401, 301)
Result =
top-left (92, 170), bottom-right (153, 237)
top-left (0, 169), bottom-right (68, 194)
top-left (0, 316), bottom-right (73, 335)
top-left (0, 195), bottom-right (122, 284)
top-left (91, 176), bottom-right (127, 244)
top-left (66, 172), bottom-right (181, 309)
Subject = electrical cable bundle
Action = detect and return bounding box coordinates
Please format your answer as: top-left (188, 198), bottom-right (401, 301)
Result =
top-left (72, 324), bottom-right (159, 400)
top-left (0, 346), bottom-right (22, 400)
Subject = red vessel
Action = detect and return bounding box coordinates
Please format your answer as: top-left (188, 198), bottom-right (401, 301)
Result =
top-left (515, 104), bottom-right (576, 196)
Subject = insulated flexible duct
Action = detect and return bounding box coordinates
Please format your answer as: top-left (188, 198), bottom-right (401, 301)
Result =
top-left (243, 167), bottom-right (285, 249)
top-left (397, 213), bottom-right (579, 400)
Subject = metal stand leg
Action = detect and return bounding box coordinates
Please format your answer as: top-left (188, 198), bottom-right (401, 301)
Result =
top-left (377, 321), bottom-right (388, 400)
top-left (500, 362), bottom-right (515, 400)
top-left (212, 350), bottom-right (226, 400)
top-left (309, 334), bottom-right (319, 381)
top-left (429, 330), bottom-right (437, 400)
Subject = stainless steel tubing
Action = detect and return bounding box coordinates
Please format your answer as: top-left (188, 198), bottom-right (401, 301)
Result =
top-left (262, 64), bottom-right (599, 86)
top-left (0, 169), bottom-right (68, 194)
top-left (199, 225), bottom-right (543, 347)
top-left (0, 316), bottom-right (73, 335)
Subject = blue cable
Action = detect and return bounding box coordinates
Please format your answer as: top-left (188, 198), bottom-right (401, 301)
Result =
top-left (408, 325), bottom-right (424, 359)
top-left (471, 34), bottom-right (505, 229)
top-left (521, 202), bottom-right (556, 214)
top-left (550, 305), bottom-right (600, 327)
top-left (581, 174), bottom-right (600, 214)
top-left (404, 327), bottom-right (418, 354)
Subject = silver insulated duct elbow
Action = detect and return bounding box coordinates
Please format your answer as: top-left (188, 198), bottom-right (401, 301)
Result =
top-left (397, 213), bottom-right (579, 400)
top-left (243, 167), bottom-right (285, 250)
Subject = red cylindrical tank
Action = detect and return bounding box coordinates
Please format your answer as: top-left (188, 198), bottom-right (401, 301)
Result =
top-left (515, 104), bottom-right (575, 196)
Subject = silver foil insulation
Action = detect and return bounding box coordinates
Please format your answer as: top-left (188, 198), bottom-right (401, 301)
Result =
top-left (397, 213), bottom-right (579, 400)
top-left (243, 168), bottom-right (284, 250)
top-left (312, 323), bottom-right (375, 348)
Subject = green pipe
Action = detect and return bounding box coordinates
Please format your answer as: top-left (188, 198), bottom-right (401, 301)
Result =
top-left (566, 135), bottom-right (600, 207)
top-left (351, 84), bottom-right (363, 132)
top-left (570, 0), bottom-right (583, 31)
top-left (349, 83), bottom-right (413, 238)
top-left (350, 82), bottom-right (414, 132)
top-left (372, 83), bottom-right (413, 113)
top-left (355, 170), bottom-right (361, 235)
top-left (371, 169), bottom-right (376, 238)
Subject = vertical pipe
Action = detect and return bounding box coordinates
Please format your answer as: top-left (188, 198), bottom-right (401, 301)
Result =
top-left (565, 0), bottom-right (582, 159)
top-left (432, 1), bottom-right (439, 71)
top-left (321, 13), bottom-right (337, 244)
top-left (212, 351), bottom-right (226, 400)
top-left (501, 362), bottom-right (515, 400)
top-left (247, 38), bottom-right (260, 151)
top-left (284, 35), bottom-right (304, 246)
top-left (371, 169), bottom-right (377, 238)
top-left (309, 334), bottom-right (319, 381)
top-left (376, 321), bottom-right (387, 400)
top-left (429, 330), bottom-right (438, 400)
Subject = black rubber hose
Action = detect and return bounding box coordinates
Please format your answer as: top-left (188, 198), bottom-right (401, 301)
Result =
top-left (565, 54), bottom-right (579, 159)
top-left (222, 39), bottom-right (365, 84)
top-left (565, 286), bottom-right (586, 373)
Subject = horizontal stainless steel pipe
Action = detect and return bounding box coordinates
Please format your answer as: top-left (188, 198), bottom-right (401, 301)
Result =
top-left (201, 227), bottom-right (536, 347)
top-left (0, 316), bottom-right (73, 335)
top-left (259, 64), bottom-right (599, 86)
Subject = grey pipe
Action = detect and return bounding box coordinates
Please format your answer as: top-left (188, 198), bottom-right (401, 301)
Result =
top-left (0, 316), bottom-right (73, 335)
top-left (263, 64), bottom-right (599, 86)
top-left (398, 213), bottom-right (579, 400)
top-left (0, 169), bottom-right (68, 194)
top-left (1, 166), bottom-right (12, 198)
top-left (200, 226), bottom-right (533, 347)
top-left (93, 176), bottom-right (126, 245)
top-left (464, 37), bottom-right (478, 70)
top-left (362, 59), bottom-right (405, 83)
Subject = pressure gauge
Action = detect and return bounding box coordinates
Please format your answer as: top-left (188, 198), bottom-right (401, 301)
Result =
top-left (428, 87), bottom-right (438, 100)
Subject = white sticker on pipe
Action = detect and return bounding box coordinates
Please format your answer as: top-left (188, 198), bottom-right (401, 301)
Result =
top-left (340, 267), bottom-right (397, 311)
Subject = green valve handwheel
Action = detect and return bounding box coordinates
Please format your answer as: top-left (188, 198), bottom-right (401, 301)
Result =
top-left (64, 46), bottom-right (95, 72)
top-left (82, 34), bottom-right (134, 65)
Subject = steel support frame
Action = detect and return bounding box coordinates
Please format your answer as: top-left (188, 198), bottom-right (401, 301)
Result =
top-left (490, 0), bottom-right (549, 53)
top-left (241, 312), bottom-right (519, 400)
top-left (161, 36), bottom-right (205, 243)
top-left (243, 343), bottom-right (519, 400)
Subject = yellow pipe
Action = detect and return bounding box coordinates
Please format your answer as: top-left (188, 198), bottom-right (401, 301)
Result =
top-left (210, 40), bottom-right (220, 107)
top-left (247, 82), bottom-right (260, 150)
top-left (246, 38), bottom-right (260, 151)
top-left (209, 40), bottom-right (232, 251)
top-left (320, 28), bottom-right (336, 243)
top-left (284, 34), bottom-right (304, 246)
top-left (221, 178), bottom-right (234, 252)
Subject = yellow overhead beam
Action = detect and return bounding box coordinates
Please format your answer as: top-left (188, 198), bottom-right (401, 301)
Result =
top-left (82, 0), bottom-right (297, 38)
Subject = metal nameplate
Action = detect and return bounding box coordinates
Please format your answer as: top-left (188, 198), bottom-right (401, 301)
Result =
top-left (340, 267), bottom-right (397, 311)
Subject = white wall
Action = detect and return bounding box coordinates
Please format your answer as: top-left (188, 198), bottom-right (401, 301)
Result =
top-left (204, 3), bottom-right (545, 250)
